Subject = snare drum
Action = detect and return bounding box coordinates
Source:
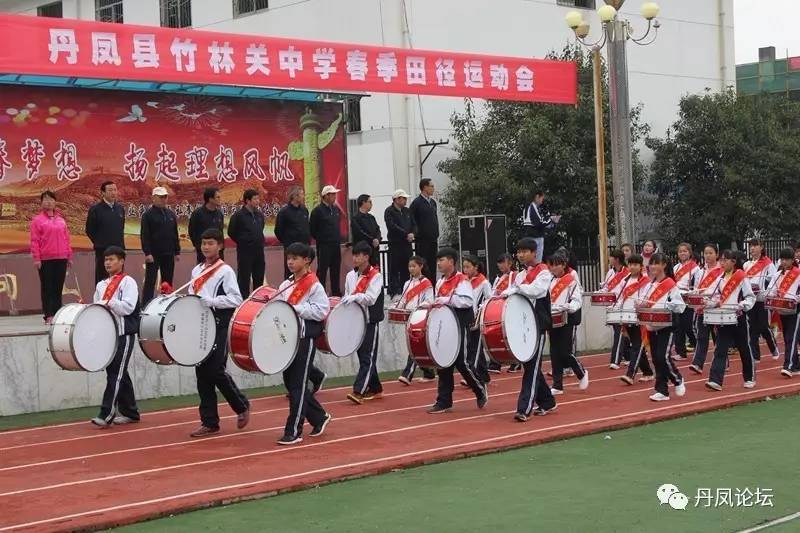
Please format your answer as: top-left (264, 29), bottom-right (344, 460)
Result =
top-left (49, 303), bottom-right (119, 372)
top-left (480, 294), bottom-right (539, 364)
top-left (590, 292), bottom-right (617, 306)
top-left (229, 298), bottom-right (300, 374)
top-left (551, 310), bottom-right (568, 329)
top-left (765, 296), bottom-right (797, 315)
top-left (388, 307), bottom-right (413, 324)
top-left (605, 308), bottom-right (639, 326)
top-left (316, 297), bottom-right (367, 357)
top-left (637, 308), bottom-right (673, 330)
top-left (703, 306), bottom-right (739, 326)
top-left (684, 292), bottom-right (707, 310)
top-left (139, 294), bottom-right (216, 366)
top-left (407, 305), bottom-right (461, 368)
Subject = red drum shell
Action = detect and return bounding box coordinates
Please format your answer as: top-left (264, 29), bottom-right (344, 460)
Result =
top-left (249, 285), bottom-right (278, 303)
top-left (765, 296), bottom-right (797, 315)
top-left (406, 308), bottom-right (438, 368)
top-left (315, 297), bottom-right (340, 354)
top-left (637, 309), bottom-right (673, 328)
top-left (685, 293), bottom-right (706, 309)
top-left (590, 292), bottom-right (617, 306)
top-left (481, 298), bottom-right (516, 364)
top-left (388, 308), bottom-right (412, 323)
top-left (228, 298), bottom-right (267, 373)
top-left (551, 311), bottom-right (567, 328)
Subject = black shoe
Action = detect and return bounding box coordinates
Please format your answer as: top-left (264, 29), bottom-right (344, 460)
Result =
top-left (514, 412), bottom-right (528, 422)
top-left (533, 405), bottom-right (558, 416)
top-left (477, 386), bottom-right (488, 409)
top-left (427, 404), bottom-right (452, 414)
top-left (311, 373), bottom-right (327, 395)
top-left (277, 434), bottom-right (303, 445)
top-left (507, 364), bottom-right (522, 373)
top-left (309, 414), bottom-right (332, 437)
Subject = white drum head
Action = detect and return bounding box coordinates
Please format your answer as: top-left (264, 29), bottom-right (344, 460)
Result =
top-left (72, 304), bottom-right (118, 372)
top-left (426, 306), bottom-right (460, 368)
top-left (161, 296), bottom-right (215, 366)
top-left (325, 302), bottom-right (366, 357)
top-left (503, 294), bottom-right (539, 363)
top-left (251, 301), bottom-right (300, 374)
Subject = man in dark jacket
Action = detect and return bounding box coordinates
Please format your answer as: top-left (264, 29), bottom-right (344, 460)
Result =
top-left (188, 187), bottom-right (225, 264)
top-left (227, 189), bottom-right (265, 298)
top-left (384, 189), bottom-right (415, 298)
top-left (350, 194), bottom-right (382, 265)
top-left (85, 180), bottom-right (125, 284)
top-left (310, 185), bottom-right (343, 296)
top-left (409, 177), bottom-right (439, 284)
top-left (521, 190), bottom-right (560, 263)
top-left (140, 186), bottom-right (180, 305)
top-left (274, 186), bottom-right (311, 279)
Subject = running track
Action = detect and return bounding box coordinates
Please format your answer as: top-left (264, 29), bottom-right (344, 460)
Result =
top-left (0, 348), bottom-right (798, 532)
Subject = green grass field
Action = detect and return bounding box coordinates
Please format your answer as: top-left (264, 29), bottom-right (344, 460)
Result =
top-left (108, 395), bottom-right (800, 533)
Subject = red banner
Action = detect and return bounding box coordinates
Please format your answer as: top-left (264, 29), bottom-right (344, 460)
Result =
top-left (0, 14), bottom-right (577, 105)
top-left (0, 85), bottom-right (347, 253)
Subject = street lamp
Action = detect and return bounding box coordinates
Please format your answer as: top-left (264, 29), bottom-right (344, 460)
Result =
top-left (565, 1), bottom-right (661, 267)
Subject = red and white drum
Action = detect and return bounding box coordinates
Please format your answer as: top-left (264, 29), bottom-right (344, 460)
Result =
top-left (480, 294), bottom-right (539, 364)
top-left (229, 287), bottom-right (301, 374)
top-left (605, 308), bottom-right (638, 326)
top-left (684, 292), bottom-right (707, 310)
top-left (590, 292), bottom-right (617, 306)
top-left (765, 296), bottom-right (797, 315)
top-left (139, 294), bottom-right (215, 366)
top-left (637, 308), bottom-right (673, 330)
top-left (551, 310), bottom-right (568, 329)
top-left (407, 305), bottom-right (461, 368)
top-left (316, 297), bottom-right (367, 357)
top-left (703, 305), bottom-right (739, 326)
top-left (49, 303), bottom-right (119, 372)
top-left (388, 307), bottom-right (413, 324)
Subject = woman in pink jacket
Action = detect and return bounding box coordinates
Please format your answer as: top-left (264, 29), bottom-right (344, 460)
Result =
top-left (30, 190), bottom-right (73, 324)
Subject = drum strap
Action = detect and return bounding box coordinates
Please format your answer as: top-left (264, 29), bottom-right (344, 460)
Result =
top-left (697, 266), bottom-right (724, 290)
top-left (777, 267), bottom-right (800, 297)
top-left (641, 278), bottom-right (676, 309)
top-left (494, 273), bottom-right (511, 294)
top-left (550, 269), bottom-right (574, 303)
top-left (192, 262), bottom-right (224, 294)
top-left (675, 261), bottom-right (698, 284)
top-left (288, 272), bottom-right (320, 305)
top-left (719, 270), bottom-right (746, 304)
top-left (403, 277), bottom-right (432, 306)
top-left (102, 273), bottom-right (127, 301)
top-left (437, 272), bottom-right (466, 297)
top-left (354, 266), bottom-right (380, 294)
top-left (621, 276), bottom-right (649, 302)
top-left (605, 268), bottom-right (629, 291)
top-left (524, 264), bottom-right (547, 284)
top-left (470, 274), bottom-right (487, 289)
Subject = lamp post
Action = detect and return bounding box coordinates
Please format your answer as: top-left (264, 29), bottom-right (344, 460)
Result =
top-left (566, 1), bottom-right (661, 259)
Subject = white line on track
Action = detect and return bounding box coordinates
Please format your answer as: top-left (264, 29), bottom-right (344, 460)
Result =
top-left (0, 363), bottom-right (783, 495)
top-left (0, 382), bottom-right (796, 533)
top-left (736, 512), bottom-right (800, 532)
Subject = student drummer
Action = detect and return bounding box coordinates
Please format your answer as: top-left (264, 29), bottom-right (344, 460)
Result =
top-left (91, 246), bottom-right (141, 428)
top-left (188, 229), bottom-right (250, 438)
top-left (489, 253), bottom-right (521, 374)
top-left (344, 241), bottom-right (385, 405)
top-left (604, 249), bottom-right (630, 369)
top-left (275, 242), bottom-right (332, 445)
top-left (462, 255), bottom-right (492, 385)
top-left (398, 256), bottom-right (436, 385)
top-left (616, 254), bottom-right (654, 385)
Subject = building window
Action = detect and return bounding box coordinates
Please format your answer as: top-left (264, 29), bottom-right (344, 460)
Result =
top-left (160, 0), bottom-right (192, 28)
top-left (234, 0), bottom-right (269, 18)
top-left (345, 99), bottom-right (362, 133)
top-left (557, 0), bottom-right (596, 9)
top-left (37, 1), bottom-right (63, 17)
top-left (95, 0), bottom-right (123, 23)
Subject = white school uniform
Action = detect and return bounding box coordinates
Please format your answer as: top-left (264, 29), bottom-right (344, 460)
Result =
top-left (744, 258), bottom-right (778, 303)
top-left (550, 269), bottom-right (582, 314)
top-left (615, 275), bottom-right (651, 312)
top-left (709, 272), bottom-right (756, 312)
top-left (94, 274), bottom-right (139, 333)
top-left (642, 279), bottom-right (686, 332)
top-left (400, 276), bottom-right (434, 310)
top-left (767, 268), bottom-right (800, 302)
top-left (434, 273), bottom-right (474, 309)
top-left (695, 265), bottom-right (725, 297)
top-left (504, 265), bottom-right (553, 302)
top-left (469, 275), bottom-right (492, 314)
top-left (276, 275), bottom-right (330, 323)
top-left (673, 261), bottom-right (701, 293)
top-left (188, 263), bottom-right (243, 310)
top-left (343, 268), bottom-right (384, 310)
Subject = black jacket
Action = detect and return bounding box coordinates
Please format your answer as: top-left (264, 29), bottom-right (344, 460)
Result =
top-left (140, 206), bottom-right (180, 256)
top-left (85, 201), bottom-right (125, 251)
top-left (384, 204), bottom-right (415, 243)
top-left (275, 203), bottom-right (311, 246)
top-left (409, 195), bottom-right (439, 241)
top-left (188, 205), bottom-right (224, 251)
top-left (522, 202), bottom-right (552, 239)
top-left (309, 202), bottom-right (342, 245)
top-left (350, 211), bottom-right (381, 246)
top-left (227, 206), bottom-right (265, 249)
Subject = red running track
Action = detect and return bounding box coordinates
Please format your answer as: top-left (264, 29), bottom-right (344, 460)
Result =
top-left (0, 348), bottom-right (798, 532)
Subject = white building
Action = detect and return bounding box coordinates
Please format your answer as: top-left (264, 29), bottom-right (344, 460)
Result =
top-left (0, 0), bottom-right (735, 235)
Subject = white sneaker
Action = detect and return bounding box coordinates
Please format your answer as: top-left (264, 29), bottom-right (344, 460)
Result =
top-left (772, 353), bottom-right (780, 361)
top-left (705, 381), bottom-right (722, 391)
top-left (675, 381), bottom-right (686, 397)
top-left (609, 363), bottom-right (620, 370)
top-left (579, 369), bottom-right (589, 390)
top-left (649, 393), bottom-right (670, 402)
top-left (743, 381), bottom-right (756, 389)
top-left (550, 387), bottom-right (564, 396)
top-left (90, 417), bottom-right (111, 427)
top-left (112, 415), bottom-right (138, 425)
top-left (780, 369), bottom-right (792, 378)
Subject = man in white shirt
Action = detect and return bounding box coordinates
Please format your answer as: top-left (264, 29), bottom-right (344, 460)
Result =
top-left (188, 229), bottom-right (250, 438)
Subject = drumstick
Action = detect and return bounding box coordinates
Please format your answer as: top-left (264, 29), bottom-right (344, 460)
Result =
top-left (73, 270), bottom-right (83, 304)
top-left (169, 259), bottom-right (224, 295)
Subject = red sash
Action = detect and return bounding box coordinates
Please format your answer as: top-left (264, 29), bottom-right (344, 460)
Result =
top-left (698, 266), bottom-right (724, 290)
top-left (102, 273), bottom-right (127, 301)
top-left (550, 269), bottom-right (574, 303)
top-left (642, 277), bottom-right (676, 308)
top-left (605, 268), bottom-right (629, 291)
top-left (288, 272), bottom-right (319, 305)
top-left (620, 275), bottom-right (649, 302)
top-left (719, 270), bottom-right (746, 303)
top-left (777, 266), bottom-right (800, 297)
top-left (675, 261), bottom-right (698, 282)
top-left (437, 272), bottom-right (466, 297)
top-left (192, 261), bottom-right (224, 294)
top-left (470, 274), bottom-right (487, 289)
top-left (354, 266), bottom-right (380, 294)
top-left (524, 263), bottom-right (548, 284)
top-left (403, 277), bottom-right (432, 305)
top-left (494, 273), bottom-right (511, 294)
top-left (745, 257), bottom-right (771, 278)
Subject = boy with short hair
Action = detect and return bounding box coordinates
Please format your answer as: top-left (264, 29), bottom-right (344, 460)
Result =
top-left (489, 253), bottom-right (520, 374)
top-left (91, 246), bottom-right (141, 427)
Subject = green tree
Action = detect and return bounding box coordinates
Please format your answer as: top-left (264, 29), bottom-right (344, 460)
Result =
top-left (646, 89), bottom-right (800, 248)
top-left (438, 44), bottom-right (649, 248)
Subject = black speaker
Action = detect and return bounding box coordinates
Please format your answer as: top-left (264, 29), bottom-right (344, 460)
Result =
top-left (458, 215), bottom-right (507, 281)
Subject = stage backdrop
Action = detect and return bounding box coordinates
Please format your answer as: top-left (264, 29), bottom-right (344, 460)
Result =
top-left (0, 85), bottom-right (347, 253)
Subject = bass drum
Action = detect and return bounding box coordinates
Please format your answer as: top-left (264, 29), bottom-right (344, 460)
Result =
top-left (49, 303), bottom-right (119, 372)
top-left (316, 297), bottom-right (367, 357)
top-left (230, 299), bottom-right (300, 375)
top-left (481, 294), bottom-right (539, 364)
top-left (406, 305), bottom-right (461, 369)
top-left (139, 294), bottom-right (216, 366)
